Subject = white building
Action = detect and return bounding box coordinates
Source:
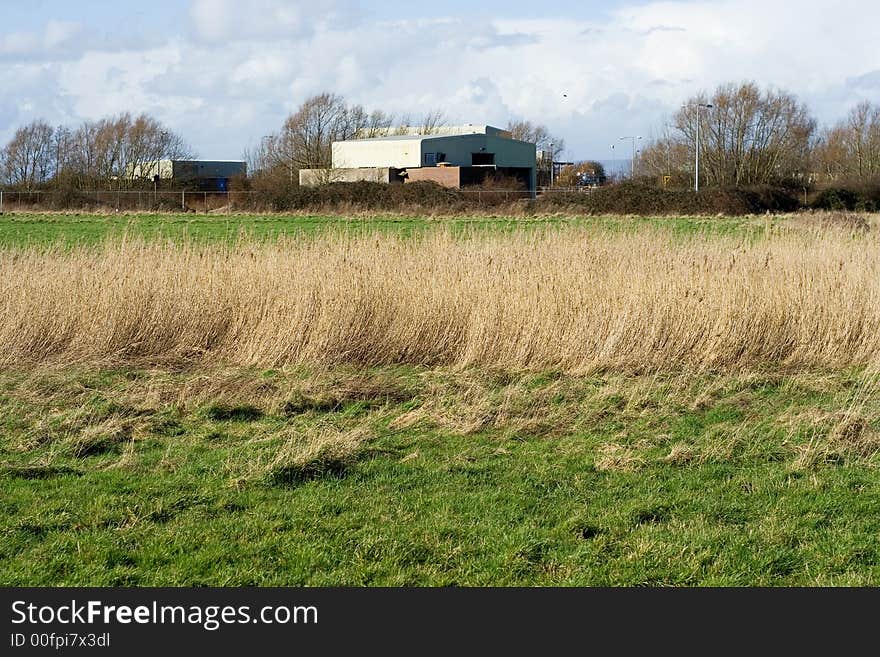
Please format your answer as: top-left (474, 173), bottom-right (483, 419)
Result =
top-left (300, 125), bottom-right (537, 192)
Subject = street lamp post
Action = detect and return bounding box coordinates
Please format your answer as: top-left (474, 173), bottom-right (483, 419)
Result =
top-left (549, 91), bottom-right (569, 190)
top-left (261, 134), bottom-right (276, 174)
top-left (619, 136), bottom-right (642, 178)
top-left (694, 103), bottom-right (714, 193)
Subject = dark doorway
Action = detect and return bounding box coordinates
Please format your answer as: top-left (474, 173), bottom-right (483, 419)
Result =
top-left (471, 152), bottom-right (495, 166)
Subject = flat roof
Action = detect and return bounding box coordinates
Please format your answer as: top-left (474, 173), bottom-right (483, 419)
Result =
top-left (336, 133), bottom-right (537, 149)
top-left (338, 134), bottom-right (453, 143)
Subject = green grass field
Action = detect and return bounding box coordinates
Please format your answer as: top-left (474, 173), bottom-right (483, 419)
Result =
top-left (0, 211), bottom-right (764, 246)
top-left (3, 365), bottom-right (879, 586)
top-left (1, 211), bottom-right (878, 586)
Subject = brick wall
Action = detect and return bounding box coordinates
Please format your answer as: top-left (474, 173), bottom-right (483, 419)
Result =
top-left (405, 166), bottom-right (462, 188)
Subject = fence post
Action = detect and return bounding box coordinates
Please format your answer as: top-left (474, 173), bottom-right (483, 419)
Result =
top-left (182, 191), bottom-right (185, 212)
top-left (0, 190), bottom-right (3, 213)
top-left (204, 192), bottom-right (207, 213)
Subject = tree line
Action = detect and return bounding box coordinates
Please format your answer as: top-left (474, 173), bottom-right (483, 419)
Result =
top-left (245, 92), bottom-right (564, 187)
top-left (636, 81), bottom-right (880, 189)
top-left (7, 81), bottom-right (873, 194)
top-left (0, 114), bottom-right (193, 190)
top-left (0, 93), bottom-right (566, 191)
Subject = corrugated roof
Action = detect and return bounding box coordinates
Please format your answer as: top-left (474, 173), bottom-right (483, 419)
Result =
top-left (334, 132), bottom-right (491, 144)
top-left (353, 124), bottom-right (509, 138)
top-left (338, 134), bottom-right (456, 143)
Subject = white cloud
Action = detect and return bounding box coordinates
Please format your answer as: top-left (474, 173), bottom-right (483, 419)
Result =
top-left (44, 20), bottom-right (79, 48)
top-left (0, 20), bottom-right (81, 58)
top-left (188, 0), bottom-right (359, 43)
top-left (3, 0), bottom-right (880, 162)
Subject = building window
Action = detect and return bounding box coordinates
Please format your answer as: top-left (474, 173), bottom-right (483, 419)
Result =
top-left (424, 152), bottom-right (437, 166)
top-left (472, 152), bottom-right (495, 166)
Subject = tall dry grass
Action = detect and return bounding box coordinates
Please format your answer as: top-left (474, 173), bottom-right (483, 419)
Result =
top-left (2, 225), bottom-right (880, 372)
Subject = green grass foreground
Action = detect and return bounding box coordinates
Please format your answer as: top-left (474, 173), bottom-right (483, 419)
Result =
top-left (2, 365), bottom-right (879, 586)
top-left (0, 211), bottom-right (764, 246)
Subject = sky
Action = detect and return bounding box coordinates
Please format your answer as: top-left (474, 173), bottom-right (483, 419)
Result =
top-left (2, 0), bottom-right (880, 167)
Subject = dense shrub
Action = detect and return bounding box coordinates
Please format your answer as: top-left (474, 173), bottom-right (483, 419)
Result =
top-left (811, 179), bottom-right (880, 212)
top-left (234, 181), bottom-right (526, 213)
top-left (538, 181), bottom-right (800, 215)
top-left (44, 188), bottom-right (101, 211)
top-left (244, 180), bottom-right (806, 216)
top-left (812, 188), bottom-right (860, 211)
top-left (9, 177), bottom-right (880, 216)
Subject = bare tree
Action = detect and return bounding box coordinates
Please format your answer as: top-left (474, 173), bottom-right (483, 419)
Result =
top-left (813, 126), bottom-right (849, 181)
top-left (845, 101), bottom-right (880, 178)
top-left (393, 114), bottom-right (413, 136)
top-left (506, 120), bottom-right (556, 150)
top-left (83, 116), bottom-right (127, 184)
top-left (420, 109), bottom-right (448, 135)
top-left (122, 113), bottom-right (193, 186)
top-left (242, 135), bottom-right (276, 178)
top-left (48, 114), bottom-right (192, 188)
top-left (261, 93), bottom-right (427, 178)
top-left (271, 93), bottom-right (367, 174)
top-left (65, 119), bottom-right (109, 186)
top-left (813, 101), bottom-right (880, 180)
top-left (360, 110), bottom-right (395, 138)
top-left (1, 120), bottom-right (56, 189)
top-left (506, 120), bottom-right (564, 186)
top-left (670, 82), bottom-right (815, 186)
top-left (636, 127), bottom-right (690, 181)
top-left (52, 125), bottom-right (78, 184)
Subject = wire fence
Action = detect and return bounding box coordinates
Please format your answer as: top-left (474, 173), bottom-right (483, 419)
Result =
top-left (0, 190), bottom-right (234, 213)
top-left (0, 186), bottom-right (596, 213)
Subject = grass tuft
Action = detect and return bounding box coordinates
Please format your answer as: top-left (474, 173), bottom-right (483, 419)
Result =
top-left (68, 418), bottom-right (133, 458)
top-left (594, 443), bottom-right (646, 472)
top-left (263, 426), bottom-right (375, 486)
top-left (662, 442), bottom-right (701, 465)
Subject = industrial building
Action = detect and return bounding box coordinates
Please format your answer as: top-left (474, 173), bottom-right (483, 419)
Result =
top-left (299, 126), bottom-right (537, 192)
top-left (353, 124), bottom-right (515, 139)
top-left (128, 160), bottom-right (247, 191)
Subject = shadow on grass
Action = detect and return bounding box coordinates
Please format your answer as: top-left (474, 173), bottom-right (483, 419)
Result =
top-left (1, 463), bottom-right (82, 479)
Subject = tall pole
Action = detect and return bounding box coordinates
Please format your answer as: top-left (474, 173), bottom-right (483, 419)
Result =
top-left (694, 103), bottom-right (713, 193)
top-left (619, 136), bottom-right (642, 179)
top-left (631, 140), bottom-right (636, 178)
top-left (695, 116), bottom-right (700, 193)
top-left (549, 142), bottom-right (554, 187)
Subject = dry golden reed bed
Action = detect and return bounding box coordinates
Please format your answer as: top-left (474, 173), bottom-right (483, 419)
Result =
top-left (2, 225), bottom-right (879, 371)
